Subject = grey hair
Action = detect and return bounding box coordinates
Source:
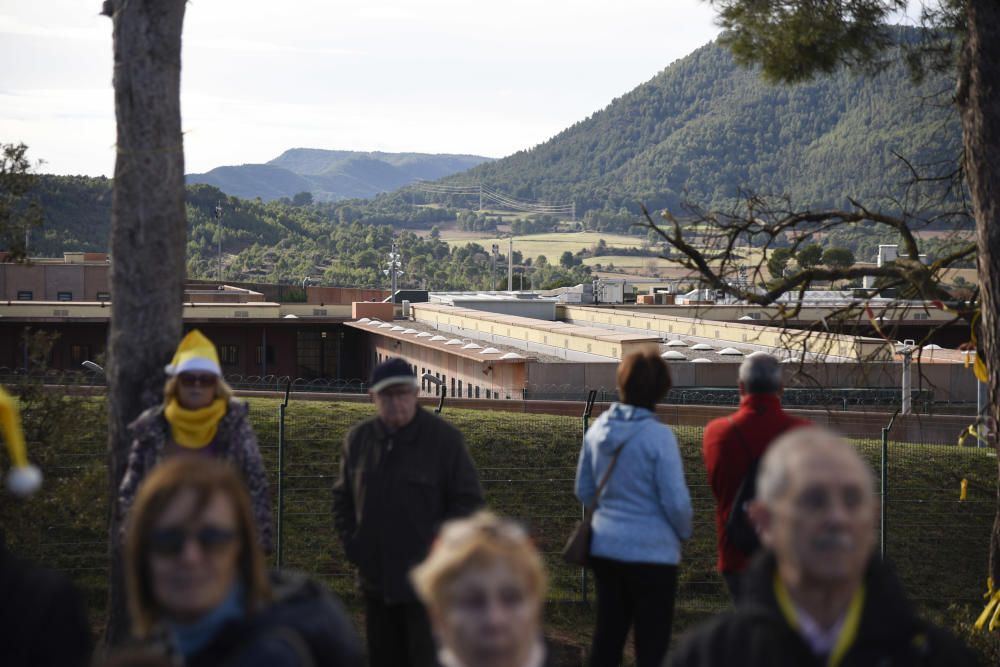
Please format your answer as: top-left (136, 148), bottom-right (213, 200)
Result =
top-left (738, 352), bottom-right (782, 394)
top-left (756, 426), bottom-right (876, 505)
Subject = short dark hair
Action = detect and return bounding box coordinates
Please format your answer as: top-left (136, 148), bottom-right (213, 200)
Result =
top-left (617, 347), bottom-right (672, 410)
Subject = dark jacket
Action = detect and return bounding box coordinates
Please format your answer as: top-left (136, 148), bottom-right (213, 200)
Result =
top-left (332, 407), bottom-right (484, 603)
top-left (184, 571), bottom-right (364, 667)
top-left (0, 535), bottom-right (92, 667)
top-left (702, 393), bottom-right (809, 572)
top-left (136, 570), bottom-right (363, 667)
top-left (667, 553), bottom-right (978, 667)
top-left (118, 399), bottom-right (273, 551)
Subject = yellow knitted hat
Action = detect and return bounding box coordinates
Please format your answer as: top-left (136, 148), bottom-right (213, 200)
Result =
top-left (165, 329), bottom-right (222, 377)
top-left (0, 386), bottom-right (42, 497)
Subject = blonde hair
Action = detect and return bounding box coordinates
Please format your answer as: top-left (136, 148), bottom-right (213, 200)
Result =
top-left (163, 375), bottom-right (234, 403)
top-left (411, 512), bottom-right (547, 615)
top-left (125, 457), bottom-right (271, 637)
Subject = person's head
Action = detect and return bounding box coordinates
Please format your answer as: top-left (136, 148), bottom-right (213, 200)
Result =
top-left (369, 357), bottom-right (420, 431)
top-left (738, 352), bottom-right (783, 396)
top-left (125, 458), bottom-right (270, 638)
top-left (749, 427), bottom-right (877, 592)
top-left (163, 329), bottom-right (231, 410)
top-left (616, 347), bottom-right (672, 411)
top-left (411, 512), bottom-right (547, 667)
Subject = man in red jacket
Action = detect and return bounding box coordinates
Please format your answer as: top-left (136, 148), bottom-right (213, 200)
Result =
top-left (702, 352), bottom-right (809, 599)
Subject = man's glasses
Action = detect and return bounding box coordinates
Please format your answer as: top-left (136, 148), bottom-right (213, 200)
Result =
top-left (148, 525), bottom-right (238, 557)
top-left (178, 373), bottom-right (218, 388)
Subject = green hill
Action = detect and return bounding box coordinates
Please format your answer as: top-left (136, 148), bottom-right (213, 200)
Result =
top-left (186, 149), bottom-right (493, 202)
top-left (438, 31), bottom-right (960, 217)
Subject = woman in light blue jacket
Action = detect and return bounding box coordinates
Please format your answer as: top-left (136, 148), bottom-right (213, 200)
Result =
top-left (575, 348), bottom-right (693, 667)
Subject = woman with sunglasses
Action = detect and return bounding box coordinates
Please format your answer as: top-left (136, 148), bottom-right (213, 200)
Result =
top-left (119, 329), bottom-right (272, 551)
top-left (125, 456), bottom-right (363, 666)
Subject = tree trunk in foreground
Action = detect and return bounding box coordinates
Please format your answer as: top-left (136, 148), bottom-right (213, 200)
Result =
top-left (104, 0), bottom-right (187, 645)
top-left (962, 0), bottom-right (1000, 586)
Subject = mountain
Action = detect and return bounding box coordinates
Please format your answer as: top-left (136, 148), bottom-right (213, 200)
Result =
top-left (440, 30), bottom-right (961, 217)
top-left (186, 149), bottom-right (493, 202)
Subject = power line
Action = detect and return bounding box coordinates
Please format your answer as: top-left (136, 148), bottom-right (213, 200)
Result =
top-left (411, 181), bottom-right (575, 217)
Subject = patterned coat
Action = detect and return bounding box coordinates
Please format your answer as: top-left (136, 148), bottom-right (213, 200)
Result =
top-left (117, 399), bottom-right (273, 552)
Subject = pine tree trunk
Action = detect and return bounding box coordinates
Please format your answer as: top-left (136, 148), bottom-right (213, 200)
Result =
top-left (961, 0), bottom-right (1000, 586)
top-left (104, 0), bottom-right (187, 645)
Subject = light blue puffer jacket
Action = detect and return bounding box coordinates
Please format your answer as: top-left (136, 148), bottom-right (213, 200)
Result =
top-left (574, 403), bottom-right (693, 564)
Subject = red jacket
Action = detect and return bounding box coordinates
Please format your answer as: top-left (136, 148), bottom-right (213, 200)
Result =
top-left (702, 393), bottom-right (810, 573)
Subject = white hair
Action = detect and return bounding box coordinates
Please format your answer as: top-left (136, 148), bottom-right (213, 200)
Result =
top-left (738, 352), bottom-right (782, 394)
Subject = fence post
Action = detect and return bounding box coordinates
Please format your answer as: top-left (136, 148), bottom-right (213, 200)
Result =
top-left (880, 409), bottom-right (899, 560)
top-left (580, 389), bottom-right (598, 603)
top-left (276, 378), bottom-right (291, 568)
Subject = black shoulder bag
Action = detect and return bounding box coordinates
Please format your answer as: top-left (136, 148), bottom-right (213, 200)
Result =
top-left (562, 443), bottom-right (626, 566)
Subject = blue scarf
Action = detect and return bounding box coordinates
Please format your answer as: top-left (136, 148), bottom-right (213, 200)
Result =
top-left (168, 581), bottom-right (246, 658)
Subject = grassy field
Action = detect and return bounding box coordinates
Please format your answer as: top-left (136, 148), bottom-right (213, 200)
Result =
top-left (445, 231), bottom-right (647, 259)
top-left (1, 396), bottom-right (996, 661)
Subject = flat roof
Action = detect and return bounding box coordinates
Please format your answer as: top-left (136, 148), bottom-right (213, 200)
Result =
top-left (345, 318), bottom-right (536, 364)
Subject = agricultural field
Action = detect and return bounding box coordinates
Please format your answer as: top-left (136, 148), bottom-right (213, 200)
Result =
top-left (445, 231), bottom-right (647, 259)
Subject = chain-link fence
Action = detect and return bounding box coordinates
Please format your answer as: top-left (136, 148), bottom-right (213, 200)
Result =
top-left (254, 397), bottom-right (995, 616)
top-left (0, 393), bottom-right (994, 633)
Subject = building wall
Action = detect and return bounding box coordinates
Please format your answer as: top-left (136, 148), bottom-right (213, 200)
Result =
top-left (2, 264), bottom-right (46, 301)
top-left (83, 265), bottom-right (111, 299)
top-left (0, 321), bottom-right (344, 380)
top-left (542, 359), bottom-right (975, 403)
top-left (45, 265), bottom-right (85, 301)
top-left (309, 286), bottom-right (389, 305)
top-left (367, 333), bottom-right (528, 399)
top-left (411, 303), bottom-right (657, 360)
top-left (0, 262), bottom-right (110, 302)
top-left (560, 305), bottom-right (889, 360)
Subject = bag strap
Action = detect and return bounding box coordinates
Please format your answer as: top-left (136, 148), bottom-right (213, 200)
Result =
top-left (586, 442), bottom-right (626, 515)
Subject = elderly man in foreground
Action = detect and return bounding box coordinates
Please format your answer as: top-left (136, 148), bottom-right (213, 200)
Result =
top-left (668, 426), bottom-right (976, 667)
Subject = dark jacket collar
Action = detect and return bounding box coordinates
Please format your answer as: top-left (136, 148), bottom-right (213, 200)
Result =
top-left (739, 551), bottom-right (922, 646)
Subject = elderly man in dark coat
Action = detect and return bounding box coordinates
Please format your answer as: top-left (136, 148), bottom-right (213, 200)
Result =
top-left (333, 357), bottom-right (484, 667)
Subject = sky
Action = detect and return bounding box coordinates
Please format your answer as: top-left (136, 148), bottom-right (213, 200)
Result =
top-left (0, 0), bottom-right (722, 177)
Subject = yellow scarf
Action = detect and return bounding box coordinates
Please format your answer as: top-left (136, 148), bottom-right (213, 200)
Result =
top-left (164, 398), bottom-right (227, 449)
top-left (773, 573), bottom-right (866, 667)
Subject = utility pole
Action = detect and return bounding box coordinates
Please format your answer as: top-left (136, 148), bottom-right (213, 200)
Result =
top-left (214, 204), bottom-right (224, 283)
top-left (900, 339), bottom-right (915, 414)
top-left (491, 243), bottom-right (499, 291)
top-left (508, 236), bottom-right (513, 292)
top-left (384, 242), bottom-right (403, 303)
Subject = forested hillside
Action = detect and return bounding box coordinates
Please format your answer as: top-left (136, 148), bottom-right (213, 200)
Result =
top-left (26, 177), bottom-right (590, 290)
top-left (438, 30), bottom-right (960, 218)
top-left (187, 149), bottom-right (492, 202)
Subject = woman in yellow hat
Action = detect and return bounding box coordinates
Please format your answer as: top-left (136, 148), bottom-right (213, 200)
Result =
top-left (117, 330), bottom-right (272, 552)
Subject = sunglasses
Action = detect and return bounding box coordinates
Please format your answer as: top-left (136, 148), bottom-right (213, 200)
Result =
top-left (148, 525), bottom-right (238, 557)
top-left (178, 373), bottom-right (218, 388)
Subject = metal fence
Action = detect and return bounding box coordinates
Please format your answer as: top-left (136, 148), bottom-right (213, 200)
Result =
top-left (257, 395), bottom-right (995, 613)
top-left (2, 392), bottom-right (995, 626)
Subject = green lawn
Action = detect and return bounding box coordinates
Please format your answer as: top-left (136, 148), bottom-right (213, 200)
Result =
top-left (1, 396), bottom-right (995, 661)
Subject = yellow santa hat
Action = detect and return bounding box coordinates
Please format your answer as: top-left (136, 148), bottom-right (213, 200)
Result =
top-left (165, 329), bottom-right (222, 377)
top-left (0, 386), bottom-right (42, 497)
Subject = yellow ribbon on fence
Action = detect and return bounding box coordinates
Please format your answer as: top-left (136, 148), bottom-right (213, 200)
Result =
top-left (960, 479), bottom-right (968, 501)
top-left (974, 578), bottom-right (1000, 632)
top-left (958, 424), bottom-right (980, 448)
